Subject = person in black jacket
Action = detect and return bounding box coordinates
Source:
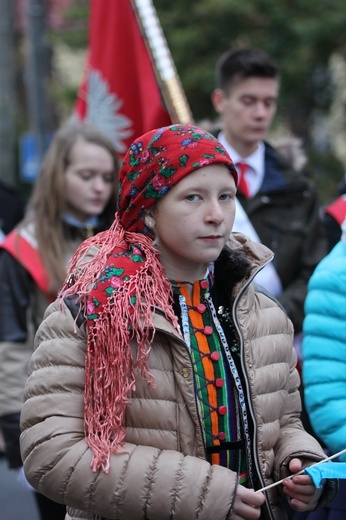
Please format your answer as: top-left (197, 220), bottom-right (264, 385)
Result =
top-left (211, 47), bottom-right (326, 338)
top-left (0, 180), bottom-right (25, 242)
top-left (0, 179), bottom-right (25, 471)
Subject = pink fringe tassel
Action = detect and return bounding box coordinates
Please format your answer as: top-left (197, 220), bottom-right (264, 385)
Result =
top-left (61, 217), bottom-right (179, 472)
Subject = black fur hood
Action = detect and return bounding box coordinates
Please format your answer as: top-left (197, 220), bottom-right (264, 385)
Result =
top-left (214, 232), bottom-right (273, 295)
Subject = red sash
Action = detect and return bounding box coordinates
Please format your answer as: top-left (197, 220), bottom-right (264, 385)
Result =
top-left (325, 195), bottom-right (346, 225)
top-left (1, 230), bottom-right (53, 299)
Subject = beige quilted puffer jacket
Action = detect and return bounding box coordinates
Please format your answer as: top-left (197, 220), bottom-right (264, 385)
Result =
top-left (20, 234), bottom-right (336, 520)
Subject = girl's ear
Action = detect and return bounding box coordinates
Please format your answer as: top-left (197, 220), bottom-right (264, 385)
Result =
top-left (143, 209), bottom-right (159, 247)
top-left (143, 209), bottom-right (156, 233)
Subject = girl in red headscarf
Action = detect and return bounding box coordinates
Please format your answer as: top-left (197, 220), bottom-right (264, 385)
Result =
top-left (20, 124), bottom-right (336, 520)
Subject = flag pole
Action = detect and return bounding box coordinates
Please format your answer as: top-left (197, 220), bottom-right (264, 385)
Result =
top-left (255, 447), bottom-right (346, 494)
top-left (130, 0), bottom-right (194, 125)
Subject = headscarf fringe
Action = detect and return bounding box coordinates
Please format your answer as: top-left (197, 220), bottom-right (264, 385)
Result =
top-left (60, 216), bottom-right (179, 473)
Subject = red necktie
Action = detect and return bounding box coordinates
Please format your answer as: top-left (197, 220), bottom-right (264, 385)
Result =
top-left (237, 162), bottom-right (250, 198)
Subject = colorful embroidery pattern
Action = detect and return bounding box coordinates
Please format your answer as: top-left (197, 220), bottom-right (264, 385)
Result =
top-left (173, 276), bottom-right (248, 483)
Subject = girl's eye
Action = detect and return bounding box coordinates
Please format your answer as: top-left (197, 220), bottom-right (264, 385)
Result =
top-left (77, 171), bottom-right (114, 182)
top-left (78, 170), bottom-right (93, 180)
top-left (186, 194), bottom-right (200, 202)
top-left (219, 193), bottom-right (232, 201)
top-left (103, 174), bottom-right (114, 183)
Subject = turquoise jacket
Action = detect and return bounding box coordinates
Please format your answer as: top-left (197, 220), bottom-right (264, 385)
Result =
top-left (302, 240), bottom-right (346, 461)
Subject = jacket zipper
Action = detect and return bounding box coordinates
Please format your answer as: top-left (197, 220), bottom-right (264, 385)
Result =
top-left (231, 258), bottom-right (276, 520)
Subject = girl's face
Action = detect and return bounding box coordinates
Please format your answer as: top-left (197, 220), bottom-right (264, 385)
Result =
top-left (153, 164), bottom-right (236, 281)
top-left (64, 138), bottom-right (115, 222)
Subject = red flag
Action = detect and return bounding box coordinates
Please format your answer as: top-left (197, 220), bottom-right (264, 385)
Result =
top-left (74, 0), bottom-right (172, 154)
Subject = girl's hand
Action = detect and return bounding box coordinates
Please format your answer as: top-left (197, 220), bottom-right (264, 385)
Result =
top-left (231, 485), bottom-right (265, 519)
top-left (282, 458), bottom-right (320, 511)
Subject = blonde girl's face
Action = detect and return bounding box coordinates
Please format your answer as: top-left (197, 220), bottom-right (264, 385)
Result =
top-left (153, 164), bottom-right (236, 282)
top-left (64, 138), bottom-right (115, 222)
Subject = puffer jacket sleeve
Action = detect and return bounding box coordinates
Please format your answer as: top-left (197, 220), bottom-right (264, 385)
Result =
top-left (269, 327), bottom-right (337, 508)
top-left (20, 299), bottom-right (237, 520)
top-left (271, 343), bottom-right (325, 465)
top-left (302, 242), bottom-right (346, 462)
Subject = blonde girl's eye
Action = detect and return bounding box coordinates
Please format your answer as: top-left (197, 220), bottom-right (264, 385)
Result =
top-left (103, 173), bottom-right (114, 183)
top-left (77, 170), bottom-right (93, 180)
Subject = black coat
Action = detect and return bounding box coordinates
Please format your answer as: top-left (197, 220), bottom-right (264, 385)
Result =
top-left (236, 143), bottom-right (326, 333)
top-left (0, 181), bottom-right (25, 237)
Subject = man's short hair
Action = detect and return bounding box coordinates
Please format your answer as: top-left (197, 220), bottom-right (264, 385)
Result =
top-left (215, 47), bottom-right (279, 92)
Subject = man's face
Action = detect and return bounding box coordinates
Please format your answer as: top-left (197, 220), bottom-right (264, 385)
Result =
top-left (212, 76), bottom-right (279, 154)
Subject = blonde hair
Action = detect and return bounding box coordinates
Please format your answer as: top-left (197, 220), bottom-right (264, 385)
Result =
top-left (22, 121), bottom-right (119, 292)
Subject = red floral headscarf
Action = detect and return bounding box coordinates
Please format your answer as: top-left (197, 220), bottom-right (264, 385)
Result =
top-left (62, 124), bottom-right (236, 473)
top-left (117, 123), bottom-right (237, 232)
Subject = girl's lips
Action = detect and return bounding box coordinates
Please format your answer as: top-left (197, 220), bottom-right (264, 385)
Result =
top-left (199, 235), bottom-right (223, 242)
top-left (89, 198), bottom-right (106, 205)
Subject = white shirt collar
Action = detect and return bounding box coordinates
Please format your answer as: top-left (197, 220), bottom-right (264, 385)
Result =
top-left (218, 132), bottom-right (265, 196)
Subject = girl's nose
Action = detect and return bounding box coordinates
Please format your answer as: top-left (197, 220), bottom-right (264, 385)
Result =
top-left (206, 201), bottom-right (225, 224)
top-left (93, 175), bottom-right (107, 192)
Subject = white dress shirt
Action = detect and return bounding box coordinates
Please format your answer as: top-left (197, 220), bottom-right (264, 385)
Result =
top-left (218, 132), bottom-right (265, 197)
top-left (218, 132), bottom-right (283, 298)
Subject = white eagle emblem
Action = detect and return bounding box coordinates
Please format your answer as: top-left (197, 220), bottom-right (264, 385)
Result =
top-left (86, 69), bottom-right (133, 153)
